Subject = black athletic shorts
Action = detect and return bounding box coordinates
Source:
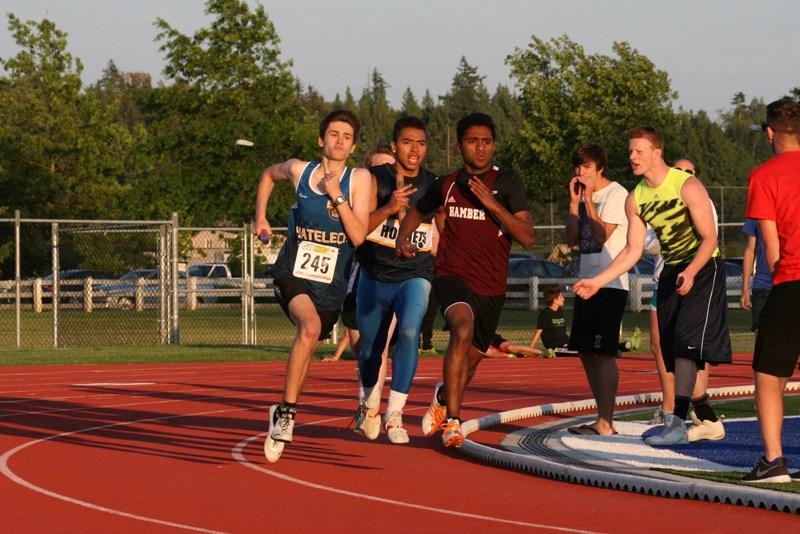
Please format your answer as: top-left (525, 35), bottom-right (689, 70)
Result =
top-left (750, 287), bottom-right (771, 332)
top-left (568, 288), bottom-right (628, 356)
top-left (273, 276), bottom-right (340, 341)
top-left (753, 280), bottom-right (800, 377)
top-left (433, 275), bottom-right (504, 353)
top-left (340, 265), bottom-right (360, 330)
top-left (657, 257), bottom-right (732, 372)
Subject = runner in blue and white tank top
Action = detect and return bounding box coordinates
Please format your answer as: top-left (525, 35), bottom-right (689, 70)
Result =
top-left (254, 110), bottom-right (372, 463)
top-left (272, 161), bottom-right (356, 312)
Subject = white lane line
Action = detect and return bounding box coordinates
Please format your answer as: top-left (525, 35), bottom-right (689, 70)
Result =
top-left (0, 408), bottom-right (244, 533)
top-left (72, 382), bottom-right (155, 387)
top-left (232, 429), bottom-right (605, 534)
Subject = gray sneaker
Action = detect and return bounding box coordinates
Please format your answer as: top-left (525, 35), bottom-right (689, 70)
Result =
top-left (742, 456), bottom-right (791, 484)
top-left (648, 407), bottom-right (665, 425)
top-left (270, 404), bottom-right (295, 443)
top-left (644, 413), bottom-right (688, 445)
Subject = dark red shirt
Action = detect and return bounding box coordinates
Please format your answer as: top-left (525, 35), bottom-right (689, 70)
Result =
top-left (416, 166), bottom-right (529, 296)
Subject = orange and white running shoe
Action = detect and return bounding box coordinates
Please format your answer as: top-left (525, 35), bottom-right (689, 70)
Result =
top-left (441, 418), bottom-right (463, 448)
top-left (421, 381), bottom-right (445, 437)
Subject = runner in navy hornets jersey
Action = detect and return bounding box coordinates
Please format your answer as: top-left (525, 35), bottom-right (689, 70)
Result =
top-left (354, 117), bottom-right (439, 445)
top-left (254, 110), bottom-right (371, 463)
top-left (396, 113), bottom-right (535, 448)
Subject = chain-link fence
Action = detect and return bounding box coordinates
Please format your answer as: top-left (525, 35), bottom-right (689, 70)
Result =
top-left (0, 189), bottom-right (754, 350)
top-left (0, 213), bottom-right (299, 349)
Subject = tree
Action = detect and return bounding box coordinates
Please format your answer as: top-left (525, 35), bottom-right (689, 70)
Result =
top-left (133, 0), bottom-right (309, 226)
top-left (332, 87), bottom-right (357, 112)
top-left (421, 89), bottom-right (452, 174)
top-left (0, 14), bottom-right (135, 275)
top-left (297, 85), bottom-right (332, 123)
top-left (489, 84), bottom-right (522, 169)
top-left (507, 35), bottom-right (677, 201)
top-left (357, 68), bottom-right (396, 156)
top-left (718, 93), bottom-right (772, 166)
top-left (399, 87), bottom-right (422, 118)
top-left (440, 56), bottom-right (492, 122)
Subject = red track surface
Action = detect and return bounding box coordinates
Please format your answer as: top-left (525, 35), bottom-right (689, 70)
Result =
top-left (1, 353), bottom-right (797, 533)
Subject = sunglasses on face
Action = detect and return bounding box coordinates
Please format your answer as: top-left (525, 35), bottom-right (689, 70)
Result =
top-left (674, 167), bottom-right (695, 175)
top-left (761, 122), bottom-right (770, 133)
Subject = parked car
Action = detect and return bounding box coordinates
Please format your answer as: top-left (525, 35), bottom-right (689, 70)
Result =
top-left (40, 269), bottom-right (114, 303)
top-left (507, 257), bottom-right (564, 279)
top-left (505, 257), bottom-right (566, 305)
top-left (95, 269), bottom-right (216, 309)
top-left (724, 260), bottom-right (743, 278)
top-left (41, 269), bottom-right (114, 293)
top-left (187, 263), bottom-right (232, 279)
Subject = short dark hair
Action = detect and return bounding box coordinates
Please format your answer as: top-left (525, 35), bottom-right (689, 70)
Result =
top-left (364, 144), bottom-right (393, 167)
top-left (543, 285), bottom-right (562, 306)
top-left (766, 98), bottom-right (800, 136)
top-left (571, 143), bottom-right (607, 177)
top-left (392, 116), bottom-right (427, 141)
top-left (456, 112), bottom-right (496, 143)
top-left (629, 125), bottom-right (664, 151)
top-left (319, 109), bottom-right (361, 140)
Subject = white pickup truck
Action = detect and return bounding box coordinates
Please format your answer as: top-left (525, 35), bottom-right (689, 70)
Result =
top-left (187, 263), bottom-right (232, 279)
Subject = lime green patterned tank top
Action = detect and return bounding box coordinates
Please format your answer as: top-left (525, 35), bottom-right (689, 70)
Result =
top-left (633, 168), bottom-right (718, 265)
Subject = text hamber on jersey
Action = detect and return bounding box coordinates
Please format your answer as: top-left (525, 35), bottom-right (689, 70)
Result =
top-left (448, 205), bottom-right (487, 221)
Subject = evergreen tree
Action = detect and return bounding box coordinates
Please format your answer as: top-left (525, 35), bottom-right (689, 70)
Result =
top-left (135, 0), bottom-right (309, 226)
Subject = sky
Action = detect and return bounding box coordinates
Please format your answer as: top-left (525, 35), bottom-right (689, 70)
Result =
top-left (1, 0), bottom-right (798, 120)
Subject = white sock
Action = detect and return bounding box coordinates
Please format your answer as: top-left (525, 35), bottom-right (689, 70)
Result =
top-left (385, 389), bottom-right (408, 418)
top-left (363, 384), bottom-right (382, 411)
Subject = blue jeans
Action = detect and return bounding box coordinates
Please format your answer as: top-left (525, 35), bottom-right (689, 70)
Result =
top-left (356, 273), bottom-right (430, 394)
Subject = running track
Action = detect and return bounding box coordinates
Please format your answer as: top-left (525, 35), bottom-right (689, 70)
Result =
top-left (1, 353), bottom-right (798, 533)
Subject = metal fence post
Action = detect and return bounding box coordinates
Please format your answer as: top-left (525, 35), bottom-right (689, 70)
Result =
top-left (243, 224), bottom-right (255, 345)
top-left (51, 222), bottom-right (59, 349)
top-left (158, 224), bottom-right (168, 344)
top-left (14, 211), bottom-right (21, 348)
top-left (171, 213), bottom-right (180, 344)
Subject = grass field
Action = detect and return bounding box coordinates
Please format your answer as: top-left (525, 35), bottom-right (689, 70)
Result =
top-left (0, 307), bottom-right (756, 366)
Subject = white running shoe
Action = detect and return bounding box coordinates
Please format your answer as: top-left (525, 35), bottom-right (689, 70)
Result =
top-left (421, 381), bottom-right (445, 436)
top-left (361, 402), bottom-right (381, 440)
top-left (645, 413), bottom-right (688, 446)
top-left (264, 404), bottom-right (285, 463)
top-left (384, 411), bottom-right (409, 445)
top-left (270, 404), bottom-right (295, 443)
top-left (688, 418), bottom-right (725, 442)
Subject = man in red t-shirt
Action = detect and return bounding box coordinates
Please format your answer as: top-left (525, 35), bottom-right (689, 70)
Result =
top-left (396, 113), bottom-right (535, 448)
top-left (743, 98), bottom-right (800, 484)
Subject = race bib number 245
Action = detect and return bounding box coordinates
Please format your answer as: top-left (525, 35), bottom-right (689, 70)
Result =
top-left (293, 241), bottom-right (339, 284)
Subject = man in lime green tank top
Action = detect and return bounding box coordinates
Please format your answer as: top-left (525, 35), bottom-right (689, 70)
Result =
top-left (573, 125), bottom-right (732, 446)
